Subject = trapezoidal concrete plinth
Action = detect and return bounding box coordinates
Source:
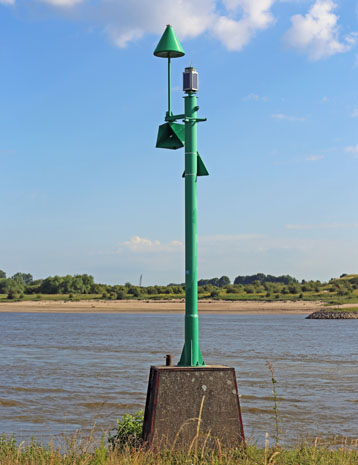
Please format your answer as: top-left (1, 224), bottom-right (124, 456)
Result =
top-left (142, 365), bottom-right (244, 450)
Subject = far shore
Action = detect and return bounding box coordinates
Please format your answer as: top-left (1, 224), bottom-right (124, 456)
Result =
top-left (0, 299), bottom-right (337, 314)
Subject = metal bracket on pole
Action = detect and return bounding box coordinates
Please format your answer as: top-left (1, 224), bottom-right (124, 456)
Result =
top-left (165, 113), bottom-right (185, 122)
top-left (183, 117), bottom-right (207, 123)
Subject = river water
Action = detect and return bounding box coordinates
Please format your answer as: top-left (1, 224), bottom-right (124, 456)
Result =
top-left (1, 312), bottom-right (357, 446)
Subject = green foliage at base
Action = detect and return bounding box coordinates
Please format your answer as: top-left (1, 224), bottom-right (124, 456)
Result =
top-left (108, 410), bottom-right (144, 450)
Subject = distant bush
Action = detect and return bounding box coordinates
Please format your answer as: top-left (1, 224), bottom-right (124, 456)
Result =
top-left (244, 285), bottom-right (255, 294)
top-left (7, 289), bottom-right (19, 300)
top-left (38, 274), bottom-right (94, 294)
top-left (145, 286), bottom-right (157, 295)
top-left (128, 287), bottom-right (140, 298)
top-left (172, 286), bottom-right (184, 294)
top-left (234, 273), bottom-right (298, 286)
top-left (338, 289), bottom-right (350, 296)
top-left (116, 290), bottom-right (127, 300)
top-left (225, 285), bottom-right (238, 294)
top-left (288, 284), bottom-right (300, 294)
top-left (198, 276), bottom-right (230, 287)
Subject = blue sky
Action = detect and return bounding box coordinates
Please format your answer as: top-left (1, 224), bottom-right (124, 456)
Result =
top-left (1, 0), bottom-right (357, 285)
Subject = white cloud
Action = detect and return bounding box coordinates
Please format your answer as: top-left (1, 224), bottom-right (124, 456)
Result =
top-left (284, 0), bottom-right (358, 60)
top-left (271, 113), bottom-right (305, 121)
top-left (306, 155), bottom-right (324, 161)
top-left (345, 145), bottom-right (358, 154)
top-left (39, 0), bottom-right (83, 6)
top-left (242, 93), bottom-right (268, 101)
top-left (104, 0), bottom-right (278, 50)
top-left (99, 0), bottom-right (217, 48)
top-left (6, 0), bottom-right (357, 58)
top-left (213, 0), bottom-right (276, 51)
top-left (0, 0), bottom-right (15, 5)
top-left (351, 108), bottom-right (358, 118)
top-left (107, 28), bottom-right (144, 49)
top-left (118, 236), bottom-right (183, 253)
top-left (33, 0), bottom-right (277, 51)
top-left (321, 96), bottom-right (328, 103)
top-left (243, 93), bottom-right (260, 101)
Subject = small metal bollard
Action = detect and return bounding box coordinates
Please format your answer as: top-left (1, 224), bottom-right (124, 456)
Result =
top-left (165, 354), bottom-right (173, 366)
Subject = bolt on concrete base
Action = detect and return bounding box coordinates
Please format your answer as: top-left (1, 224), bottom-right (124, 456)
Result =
top-left (142, 365), bottom-right (244, 450)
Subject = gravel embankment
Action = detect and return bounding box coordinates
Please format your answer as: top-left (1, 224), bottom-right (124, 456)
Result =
top-left (306, 310), bottom-right (358, 319)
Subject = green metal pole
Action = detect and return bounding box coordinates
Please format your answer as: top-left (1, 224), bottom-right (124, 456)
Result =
top-left (167, 57), bottom-right (171, 116)
top-left (153, 26), bottom-right (207, 367)
top-left (178, 92), bottom-right (205, 367)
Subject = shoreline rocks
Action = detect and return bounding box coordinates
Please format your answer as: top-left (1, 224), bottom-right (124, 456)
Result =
top-left (306, 310), bottom-right (358, 319)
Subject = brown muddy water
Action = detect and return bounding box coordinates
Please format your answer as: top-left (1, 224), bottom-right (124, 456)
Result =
top-left (1, 313), bottom-right (357, 446)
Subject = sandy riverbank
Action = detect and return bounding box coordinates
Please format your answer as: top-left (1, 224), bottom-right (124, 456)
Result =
top-left (0, 299), bottom-right (327, 314)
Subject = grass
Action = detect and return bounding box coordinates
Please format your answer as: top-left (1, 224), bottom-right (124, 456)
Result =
top-left (323, 296), bottom-right (358, 306)
top-left (324, 307), bottom-right (358, 313)
top-left (336, 274), bottom-right (358, 281)
top-left (0, 294), bottom-right (102, 303)
top-left (0, 434), bottom-right (358, 465)
top-left (1, 290), bottom-right (358, 306)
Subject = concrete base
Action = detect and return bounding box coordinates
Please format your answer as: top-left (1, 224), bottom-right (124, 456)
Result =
top-left (142, 365), bottom-right (244, 450)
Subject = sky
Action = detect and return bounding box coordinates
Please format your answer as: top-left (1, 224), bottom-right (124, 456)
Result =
top-left (0, 0), bottom-right (357, 285)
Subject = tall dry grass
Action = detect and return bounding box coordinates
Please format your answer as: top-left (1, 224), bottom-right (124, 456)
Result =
top-left (1, 433), bottom-right (358, 465)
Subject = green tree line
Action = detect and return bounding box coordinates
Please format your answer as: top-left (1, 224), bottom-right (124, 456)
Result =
top-left (1, 269), bottom-right (357, 303)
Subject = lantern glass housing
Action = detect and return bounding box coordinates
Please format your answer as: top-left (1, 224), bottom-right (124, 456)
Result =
top-left (183, 67), bottom-right (198, 93)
